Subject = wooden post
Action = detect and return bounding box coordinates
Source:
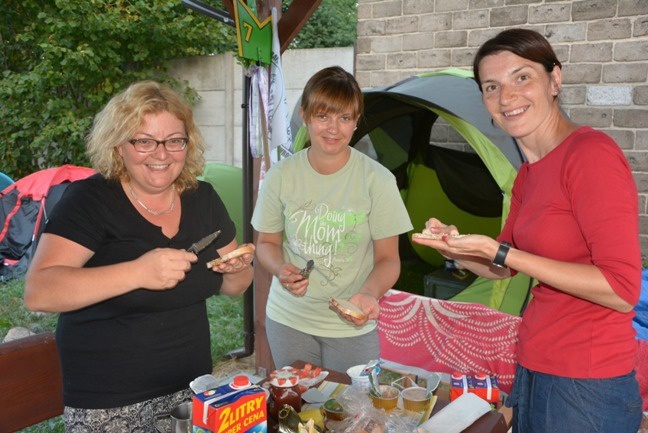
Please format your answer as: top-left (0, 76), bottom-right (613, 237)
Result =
top-left (221, 0), bottom-right (323, 376)
top-left (252, 0), bottom-right (282, 376)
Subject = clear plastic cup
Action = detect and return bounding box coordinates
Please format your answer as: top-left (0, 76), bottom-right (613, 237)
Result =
top-left (369, 385), bottom-right (399, 411)
top-left (346, 364), bottom-right (371, 392)
top-left (401, 386), bottom-right (433, 412)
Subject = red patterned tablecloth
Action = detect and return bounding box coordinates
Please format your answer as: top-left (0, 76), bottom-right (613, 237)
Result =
top-left (378, 289), bottom-right (520, 393)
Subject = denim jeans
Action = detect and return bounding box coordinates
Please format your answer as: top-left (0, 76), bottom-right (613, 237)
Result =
top-left (509, 364), bottom-right (642, 433)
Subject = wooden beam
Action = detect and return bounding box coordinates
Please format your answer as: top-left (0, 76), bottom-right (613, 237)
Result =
top-left (221, 0), bottom-right (235, 18)
top-left (255, 0), bottom-right (281, 21)
top-left (219, 0), bottom-right (324, 376)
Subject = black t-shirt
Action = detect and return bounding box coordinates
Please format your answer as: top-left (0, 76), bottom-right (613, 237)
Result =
top-left (45, 174), bottom-right (236, 408)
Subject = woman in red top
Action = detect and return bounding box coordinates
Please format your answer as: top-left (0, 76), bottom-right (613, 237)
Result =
top-left (413, 28), bottom-right (642, 433)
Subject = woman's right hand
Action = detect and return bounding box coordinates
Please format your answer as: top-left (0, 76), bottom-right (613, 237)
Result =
top-left (424, 217), bottom-right (459, 236)
top-left (412, 218), bottom-right (508, 279)
top-left (26, 235), bottom-right (199, 313)
top-left (136, 248), bottom-right (197, 290)
top-left (255, 231), bottom-right (310, 296)
top-left (277, 262), bottom-right (310, 296)
top-left (412, 218), bottom-right (459, 258)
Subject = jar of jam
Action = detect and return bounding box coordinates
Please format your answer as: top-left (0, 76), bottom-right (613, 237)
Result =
top-left (268, 367), bottom-right (302, 419)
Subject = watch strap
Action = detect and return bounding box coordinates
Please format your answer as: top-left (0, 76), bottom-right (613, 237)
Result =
top-left (492, 242), bottom-right (511, 268)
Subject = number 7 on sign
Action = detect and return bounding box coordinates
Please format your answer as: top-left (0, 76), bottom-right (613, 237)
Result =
top-left (233, 0), bottom-right (272, 65)
top-left (243, 22), bottom-right (254, 41)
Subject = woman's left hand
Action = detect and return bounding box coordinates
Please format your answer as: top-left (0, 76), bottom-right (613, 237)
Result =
top-left (210, 253), bottom-right (254, 274)
top-left (346, 292), bottom-right (380, 325)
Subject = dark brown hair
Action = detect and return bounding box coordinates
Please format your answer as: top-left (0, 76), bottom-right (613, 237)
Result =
top-left (472, 29), bottom-right (561, 91)
top-left (300, 66), bottom-right (363, 121)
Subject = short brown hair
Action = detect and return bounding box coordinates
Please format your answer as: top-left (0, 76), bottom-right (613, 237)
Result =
top-left (300, 66), bottom-right (363, 121)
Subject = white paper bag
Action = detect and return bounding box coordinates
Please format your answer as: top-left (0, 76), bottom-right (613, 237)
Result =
top-left (416, 393), bottom-right (491, 433)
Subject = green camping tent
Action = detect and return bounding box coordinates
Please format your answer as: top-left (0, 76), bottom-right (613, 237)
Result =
top-left (290, 69), bottom-right (532, 316)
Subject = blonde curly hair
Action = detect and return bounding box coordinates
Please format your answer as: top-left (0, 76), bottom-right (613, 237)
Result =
top-left (86, 80), bottom-right (206, 193)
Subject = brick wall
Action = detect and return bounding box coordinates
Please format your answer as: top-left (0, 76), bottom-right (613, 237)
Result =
top-left (356, 0), bottom-right (648, 260)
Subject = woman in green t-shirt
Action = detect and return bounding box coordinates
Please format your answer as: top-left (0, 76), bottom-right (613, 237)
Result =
top-left (252, 66), bottom-right (412, 372)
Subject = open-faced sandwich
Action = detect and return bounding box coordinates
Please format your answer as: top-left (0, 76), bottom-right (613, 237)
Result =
top-left (329, 297), bottom-right (367, 320)
top-left (412, 230), bottom-right (466, 240)
top-left (206, 243), bottom-right (256, 268)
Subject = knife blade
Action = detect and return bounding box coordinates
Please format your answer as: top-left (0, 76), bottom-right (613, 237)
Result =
top-left (187, 230), bottom-right (221, 254)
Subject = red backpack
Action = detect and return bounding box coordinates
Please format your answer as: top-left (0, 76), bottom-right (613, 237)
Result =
top-left (0, 165), bottom-right (95, 281)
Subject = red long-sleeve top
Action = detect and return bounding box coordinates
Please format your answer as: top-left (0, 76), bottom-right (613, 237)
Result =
top-left (499, 126), bottom-right (641, 378)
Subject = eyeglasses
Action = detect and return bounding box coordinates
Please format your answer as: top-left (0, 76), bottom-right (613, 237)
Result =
top-left (128, 138), bottom-right (189, 153)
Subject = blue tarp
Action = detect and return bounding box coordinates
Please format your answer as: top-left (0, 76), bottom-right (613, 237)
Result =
top-left (633, 269), bottom-right (648, 340)
top-left (0, 172), bottom-right (13, 191)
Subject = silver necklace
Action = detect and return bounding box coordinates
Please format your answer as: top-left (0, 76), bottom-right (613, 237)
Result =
top-left (127, 183), bottom-right (176, 216)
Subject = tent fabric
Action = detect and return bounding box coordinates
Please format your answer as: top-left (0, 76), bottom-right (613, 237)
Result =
top-left (360, 69), bottom-right (524, 169)
top-left (0, 173), bottom-right (13, 191)
top-left (198, 163), bottom-right (244, 244)
top-left (0, 165), bottom-right (95, 281)
top-left (450, 274), bottom-right (534, 317)
top-left (404, 163), bottom-right (501, 269)
top-left (426, 145), bottom-right (502, 218)
top-left (633, 269), bottom-right (648, 340)
top-left (634, 271), bottom-right (648, 410)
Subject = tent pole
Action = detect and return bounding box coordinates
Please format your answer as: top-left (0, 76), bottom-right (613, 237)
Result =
top-left (226, 71), bottom-right (255, 359)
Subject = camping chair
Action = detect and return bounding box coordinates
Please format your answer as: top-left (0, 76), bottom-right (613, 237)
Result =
top-left (0, 332), bottom-right (64, 432)
top-left (198, 163), bottom-right (244, 244)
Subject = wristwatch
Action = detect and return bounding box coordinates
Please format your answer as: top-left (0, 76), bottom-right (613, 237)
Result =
top-left (492, 242), bottom-right (511, 268)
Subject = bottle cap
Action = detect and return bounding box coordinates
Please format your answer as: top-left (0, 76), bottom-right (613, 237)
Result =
top-left (231, 375), bottom-right (251, 389)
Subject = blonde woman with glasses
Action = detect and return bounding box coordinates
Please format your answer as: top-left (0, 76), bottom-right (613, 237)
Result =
top-left (25, 81), bottom-right (254, 431)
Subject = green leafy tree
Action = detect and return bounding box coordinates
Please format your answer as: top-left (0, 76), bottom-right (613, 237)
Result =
top-left (1, 1), bottom-right (358, 178)
top-left (0, 0), bottom-right (236, 179)
top-left (287, 0), bottom-right (357, 49)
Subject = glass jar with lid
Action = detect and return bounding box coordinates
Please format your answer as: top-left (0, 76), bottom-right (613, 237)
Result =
top-left (268, 367), bottom-right (302, 419)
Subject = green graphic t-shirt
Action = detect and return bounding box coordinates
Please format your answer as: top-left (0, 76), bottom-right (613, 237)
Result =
top-left (252, 147), bottom-right (413, 337)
